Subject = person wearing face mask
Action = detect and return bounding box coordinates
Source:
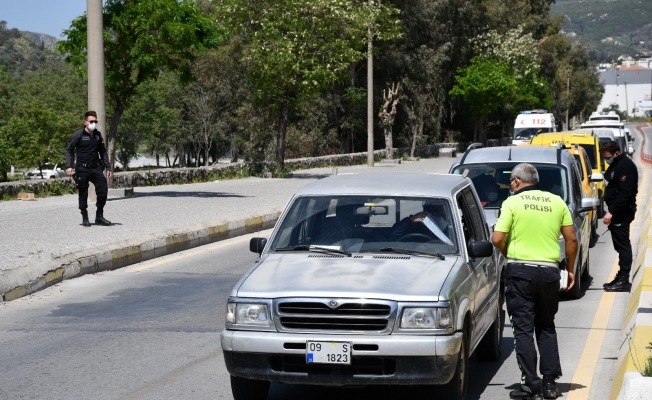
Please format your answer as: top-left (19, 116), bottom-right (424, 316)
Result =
top-left (481, 183), bottom-right (500, 207)
top-left (601, 140), bottom-right (638, 292)
top-left (389, 202), bottom-right (452, 242)
top-left (492, 163), bottom-right (577, 400)
top-left (65, 111), bottom-right (113, 227)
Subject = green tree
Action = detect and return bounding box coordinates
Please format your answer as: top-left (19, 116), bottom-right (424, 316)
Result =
top-left (215, 0), bottom-right (401, 170)
top-left (57, 0), bottom-right (226, 171)
top-left (450, 56), bottom-right (518, 141)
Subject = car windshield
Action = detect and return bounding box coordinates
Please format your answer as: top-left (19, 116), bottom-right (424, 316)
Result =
top-left (513, 127), bottom-right (553, 140)
top-left (270, 196), bottom-right (459, 255)
top-left (451, 163), bottom-right (569, 209)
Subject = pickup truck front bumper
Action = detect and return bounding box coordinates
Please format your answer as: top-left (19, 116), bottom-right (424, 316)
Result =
top-left (221, 330), bottom-right (463, 386)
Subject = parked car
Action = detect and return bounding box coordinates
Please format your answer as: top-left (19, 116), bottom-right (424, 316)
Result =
top-left (24, 164), bottom-right (67, 180)
top-left (222, 173), bottom-right (506, 400)
top-left (449, 145), bottom-right (600, 299)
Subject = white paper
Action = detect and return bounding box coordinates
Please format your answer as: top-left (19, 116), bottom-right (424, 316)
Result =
top-left (423, 216), bottom-right (455, 246)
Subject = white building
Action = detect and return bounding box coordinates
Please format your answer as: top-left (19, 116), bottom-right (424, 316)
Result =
top-left (598, 60), bottom-right (652, 117)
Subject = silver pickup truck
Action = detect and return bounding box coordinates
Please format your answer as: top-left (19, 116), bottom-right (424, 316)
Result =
top-left (221, 173), bottom-right (505, 400)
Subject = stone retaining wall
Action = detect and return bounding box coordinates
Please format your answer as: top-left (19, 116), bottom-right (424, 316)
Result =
top-left (0, 140), bottom-right (509, 199)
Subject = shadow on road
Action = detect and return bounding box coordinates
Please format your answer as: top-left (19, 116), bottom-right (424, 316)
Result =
top-left (127, 191), bottom-right (249, 199)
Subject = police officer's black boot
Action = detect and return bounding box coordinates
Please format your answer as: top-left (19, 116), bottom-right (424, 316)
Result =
top-left (542, 381), bottom-right (560, 399)
top-left (510, 388), bottom-right (544, 400)
top-left (81, 209), bottom-right (91, 227)
top-left (604, 274), bottom-right (631, 292)
top-left (95, 208), bottom-right (112, 226)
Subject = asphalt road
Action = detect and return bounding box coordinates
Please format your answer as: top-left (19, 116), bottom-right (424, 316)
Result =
top-left (2, 126), bottom-right (648, 399)
top-left (0, 224), bottom-right (631, 400)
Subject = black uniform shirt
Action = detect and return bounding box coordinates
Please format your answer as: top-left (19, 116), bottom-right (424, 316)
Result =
top-left (604, 153), bottom-right (638, 221)
top-left (65, 128), bottom-right (112, 171)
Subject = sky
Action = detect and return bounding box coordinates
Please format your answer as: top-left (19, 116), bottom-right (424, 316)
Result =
top-left (0, 0), bottom-right (89, 38)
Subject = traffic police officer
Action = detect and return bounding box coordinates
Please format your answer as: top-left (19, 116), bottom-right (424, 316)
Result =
top-left (492, 163), bottom-right (578, 400)
top-left (601, 140), bottom-right (638, 292)
top-left (65, 111), bottom-right (113, 227)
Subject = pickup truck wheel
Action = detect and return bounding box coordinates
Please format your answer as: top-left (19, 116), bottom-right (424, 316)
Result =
top-left (230, 375), bottom-right (270, 400)
top-left (581, 249), bottom-right (591, 282)
top-left (437, 326), bottom-right (469, 399)
top-left (475, 302), bottom-right (504, 361)
top-left (567, 251), bottom-right (582, 299)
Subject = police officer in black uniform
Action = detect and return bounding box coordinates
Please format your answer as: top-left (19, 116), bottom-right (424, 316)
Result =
top-left (65, 111), bottom-right (113, 227)
top-left (601, 140), bottom-right (638, 292)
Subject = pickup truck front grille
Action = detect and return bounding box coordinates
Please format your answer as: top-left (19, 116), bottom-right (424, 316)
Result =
top-left (275, 299), bottom-right (396, 334)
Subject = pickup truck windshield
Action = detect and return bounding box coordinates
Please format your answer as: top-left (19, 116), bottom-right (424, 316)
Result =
top-left (451, 163), bottom-right (569, 209)
top-left (270, 196), bottom-right (459, 255)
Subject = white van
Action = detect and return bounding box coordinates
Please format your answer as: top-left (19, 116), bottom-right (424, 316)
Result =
top-left (512, 110), bottom-right (556, 145)
top-left (588, 111), bottom-right (620, 123)
top-left (580, 120), bottom-right (634, 158)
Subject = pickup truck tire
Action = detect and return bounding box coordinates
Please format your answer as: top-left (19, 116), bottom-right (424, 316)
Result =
top-left (581, 249), bottom-right (591, 282)
top-left (437, 325), bottom-right (469, 399)
top-left (230, 375), bottom-right (270, 400)
top-left (567, 251), bottom-right (582, 299)
top-left (475, 302), bottom-right (504, 361)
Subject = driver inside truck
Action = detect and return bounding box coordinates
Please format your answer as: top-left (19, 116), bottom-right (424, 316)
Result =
top-left (390, 201), bottom-right (452, 242)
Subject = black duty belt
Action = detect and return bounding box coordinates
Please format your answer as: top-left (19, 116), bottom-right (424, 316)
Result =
top-left (77, 161), bottom-right (100, 168)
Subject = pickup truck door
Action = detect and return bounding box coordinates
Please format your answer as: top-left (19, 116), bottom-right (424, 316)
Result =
top-left (458, 188), bottom-right (496, 348)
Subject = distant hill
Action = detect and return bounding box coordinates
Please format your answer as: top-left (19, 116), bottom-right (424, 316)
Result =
top-left (0, 21), bottom-right (62, 74)
top-left (25, 31), bottom-right (58, 48)
top-left (551, 0), bottom-right (652, 62)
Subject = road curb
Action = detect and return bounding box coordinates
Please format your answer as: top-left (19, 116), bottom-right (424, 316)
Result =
top-left (0, 208), bottom-right (283, 301)
top-left (610, 125), bottom-right (652, 399)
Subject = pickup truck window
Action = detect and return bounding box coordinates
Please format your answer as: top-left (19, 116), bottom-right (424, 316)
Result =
top-left (270, 196), bottom-right (459, 255)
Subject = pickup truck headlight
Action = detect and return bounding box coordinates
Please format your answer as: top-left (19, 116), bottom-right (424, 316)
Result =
top-left (400, 307), bottom-right (452, 329)
top-left (226, 303), bottom-right (271, 326)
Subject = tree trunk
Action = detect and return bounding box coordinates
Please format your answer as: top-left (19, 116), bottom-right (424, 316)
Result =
top-left (410, 124), bottom-right (418, 158)
top-left (204, 146), bottom-right (209, 167)
top-left (473, 119), bottom-right (479, 142)
top-left (107, 104), bottom-right (126, 186)
top-left (275, 101), bottom-right (289, 172)
top-left (156, 153), bottom-right (160, 167)
top-left (384, 126), bottom-right (393, 159)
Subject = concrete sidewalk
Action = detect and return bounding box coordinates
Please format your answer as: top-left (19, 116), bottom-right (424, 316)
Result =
top-left (0, 157), bottom-right (456, 300)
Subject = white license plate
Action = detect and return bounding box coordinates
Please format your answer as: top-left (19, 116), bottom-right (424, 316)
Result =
top-left (306, 341), bottom-right (351, 364)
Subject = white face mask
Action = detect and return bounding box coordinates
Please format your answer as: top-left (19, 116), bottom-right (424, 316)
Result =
top-left (488, 192), bottom-right (498, 202)
top-left (88, 122), bottom-right (97, 131)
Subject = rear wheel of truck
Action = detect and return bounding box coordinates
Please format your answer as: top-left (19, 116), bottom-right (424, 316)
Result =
top-left (230, 375), bottom-right (270, 400)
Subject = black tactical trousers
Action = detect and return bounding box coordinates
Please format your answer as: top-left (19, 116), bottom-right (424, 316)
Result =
top-left (609, 221), bottom-right (632, 277)
top-left (77, 166), bottom-right (108, 211)
top-left (505, 263), bottom-right (562, 394)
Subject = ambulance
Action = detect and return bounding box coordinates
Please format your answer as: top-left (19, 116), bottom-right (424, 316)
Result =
top-left (512, 110), bottom-right (556, 146)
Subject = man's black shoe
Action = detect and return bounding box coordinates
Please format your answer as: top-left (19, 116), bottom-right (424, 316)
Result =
top-left (542, 382), bottom-right (559, 399)
top-left (604, 277), bottom-right (631, 292)
top-left (95, 216), bottom-right (112, 226)
top-left (603, 273), bottom-right (622, 288)
top-left (510, 389), bottom-right (544, 400)
top-left (82, 218), bottom-right (91, 227)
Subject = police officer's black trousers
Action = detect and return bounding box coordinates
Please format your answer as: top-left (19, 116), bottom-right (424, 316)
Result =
top-left (77, 166), bottom-right (108, 212)
top-left (505, 263), bottom-right (562, 394)
top-left (609, 221), bottom-right (632, 277)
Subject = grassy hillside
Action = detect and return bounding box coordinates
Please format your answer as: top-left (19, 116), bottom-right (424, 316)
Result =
top-left (551, 0), bottom-right (652, 61)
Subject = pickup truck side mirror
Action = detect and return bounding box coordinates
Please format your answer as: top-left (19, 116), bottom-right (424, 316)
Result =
top-left (250, 237), bottom-right (267, 255)
top-left (468, 241), bottom-right (493, 258)
top-left (589, 172), bottom-right (604, 183)
top-left (578, 197), bottom-right (600, 214)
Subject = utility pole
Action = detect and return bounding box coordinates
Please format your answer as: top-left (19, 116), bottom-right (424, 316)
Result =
top-left (367, 24), bottom-right (374, 167)
top-left (565, 76), bottom-right (569, 131)
top-left (624, 81), bottom-right (629, 121)
top-left (87, 0), bottom-right (106, 159)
